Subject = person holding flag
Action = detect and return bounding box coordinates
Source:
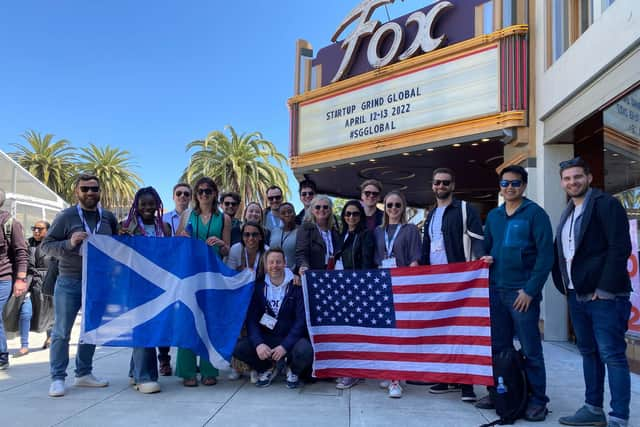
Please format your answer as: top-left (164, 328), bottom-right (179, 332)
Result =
top-left (42, 174), bottom-right (119, 397)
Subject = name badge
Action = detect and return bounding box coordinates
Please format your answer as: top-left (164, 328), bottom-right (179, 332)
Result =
top-left (381, 257), bottom-right (397, 268)
top-left (334, 259), bottom-right (344, 271)
top-left (259, 313), bottom-right (277, 330)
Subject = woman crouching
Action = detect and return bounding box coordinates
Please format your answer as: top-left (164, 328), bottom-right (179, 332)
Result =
top-left (232, 248), bottom-right (312, 389)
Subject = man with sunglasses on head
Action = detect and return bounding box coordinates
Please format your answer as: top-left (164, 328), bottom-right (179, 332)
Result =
top-left (420, 168), bottom-right (484, 402)
top-left (221, 192), bottom-right (242, 245)
top-left (42, 174), bottom-right (119, 397)
top-left (163, 183), bottom-right (192, 236)
top-left (478, 165), bottom-right (554, 421)
top-left (360, 179), bottom-right (384, 231)
top-left (264, 185), bottom-right (285, 233)
top-left (295, 179), bottom-right (316, 225)
top-left (552, 158), bottom-right (631, 427)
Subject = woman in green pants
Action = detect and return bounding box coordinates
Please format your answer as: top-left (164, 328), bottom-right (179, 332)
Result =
top-left (176, 177), bottom-right (231, 386)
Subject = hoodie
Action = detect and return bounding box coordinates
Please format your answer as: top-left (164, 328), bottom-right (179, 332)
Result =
top-left (484, 198), bottom-right (554, 297)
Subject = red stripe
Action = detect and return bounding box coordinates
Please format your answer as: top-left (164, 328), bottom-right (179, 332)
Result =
top-left (391, 260), bottom-right (487, 276)
top-left (522, 38), bottom-right (528, 109)
top-left (300, 46), bottom-right (498, 106)
top-left (515, 37), bottom-right (520, 110)
top-left (313, 368), bottom-right (494, 386)
top-left (396, 317), bottom-right (490, 329)
top-left (395, 297), bottom-right (489, 311)
top-left (500, 39), bottom-right (506, 111)
top-left (312, 334), bottom-right (492, 346)
top-left (315, 351), bottom-right (491, 366)
top-left (392, 278), bottom-right (488, 294)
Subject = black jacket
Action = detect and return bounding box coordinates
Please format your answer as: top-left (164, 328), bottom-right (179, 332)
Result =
top-left (336, 229), bottom-right (376, 269)
top-left (421, 199), bottom-right (485, 265)
top-left (552, 188), bottom-right (632, 296)
top-left (295, 222), bottom-right (341, 272)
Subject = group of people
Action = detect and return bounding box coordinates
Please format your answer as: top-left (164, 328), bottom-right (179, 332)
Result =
top-left (0, 155), bottom-right (632, 426)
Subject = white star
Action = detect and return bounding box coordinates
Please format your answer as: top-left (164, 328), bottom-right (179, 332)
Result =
top-left (362, 301), bottom-right (368, 307)
top-left (311, 272), bottom-right (317, 278)
top-left (339, 284), bottom-right (345, 289)
top-left (361, 290), bottom-right (366, 295)
top-left (357, 318), bottom-right (363, 324)
top-left (323, 311), bottom-right (329, 316)
top-left (316, 305), bottom-right (321, 311)
top-left (375, 289), bottom-right (381, 295)
top-left (331, 317), bottom-right (336, 322)
top-left (360, 278), bottom-right (365, 283)
top-left (364, 313), bottom-right (369, 318)
top-left (369, 296), bottom-right (374, 301)
top-left (366, 272), bottom-right (372, 277)
top-left (385, 307), bottom-right (391, 312)
top-left (341, 295), bottom-right (347, 301)
top-left (376, 301), bottom-right (382, 307)
top-left (386, 319), bottom-right (392, 324)
top-left (367, 284), bottom-right (373, 289)
top-left (342, 307), bottom-right (348, 312)
top-left (370, 307), bottom-right (376, 312)
top-left (352, 272), bottom-right (357, 278)
top-left (320, 289), bottom-right (325, 295)
top-left (324, 272), bottom-right (330, 278)
top-left (374, 277), bottom-right (380, 283)
top-left (378, 313), bottom-right (384, 318)
top-left (327, 295), bottom-right (333, 300)
top-left (316, 317), bottom-right (322, 322)
top-left (332, 278), bottom-right (337, 284)
top-left (383, 296), bottom-right (389, 301)
top-left (346, 278), bottom-right (351, 283)
top-left (350, 313), bottom-right (355, 318)
top-left (380, 271), bottom-right (387, 277)
top-left (372, 319), bottom-right (377, 324)
top-left (356, 307), bottom-right (362, 313)
top-left (348, 301), bottom-right (354, 307)
top-left (338, 272), bottom-right (344, 278)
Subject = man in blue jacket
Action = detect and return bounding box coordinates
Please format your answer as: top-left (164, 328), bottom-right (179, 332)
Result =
top-left (481, 165), bottom-right (554, 422)
top-left (552, 157), bottom-right (631, 427)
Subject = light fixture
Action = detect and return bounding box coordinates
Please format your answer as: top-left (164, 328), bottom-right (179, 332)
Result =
top-left (471, 143), bottom-right (479, 146)
top-left (402, 152), bottom-right (410, 156)
top-left (603, 148), bottom-right (607, 152)
top-left (631, 160), bottom-right (637, 164)
top-left (313, 168), bottom-right (320, 172)
top-left (349, 162), bottom-right (356, 165)
top-left (427, 148), bottom-right (434, 152)
top-left (612, 153), bottom-right (619, 157)
top-left (453, 143), bottom-right (461, 147)
top-left (369, 158), bottom-right (376, 162)
top-left (481, 138), bottom-right (490, 142)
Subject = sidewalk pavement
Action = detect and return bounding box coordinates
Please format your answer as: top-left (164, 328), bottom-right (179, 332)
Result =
top-left (1, 319), bottom-right (639, 427)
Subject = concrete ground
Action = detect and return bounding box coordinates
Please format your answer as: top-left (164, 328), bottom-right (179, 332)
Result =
top-left (1, 320), bottom-right (639, 427)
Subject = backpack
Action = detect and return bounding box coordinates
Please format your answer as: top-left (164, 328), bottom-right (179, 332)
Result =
top-left (1, 215), bottom-right (13, 246)
top-left (480, 348), bottom-right (528, 426)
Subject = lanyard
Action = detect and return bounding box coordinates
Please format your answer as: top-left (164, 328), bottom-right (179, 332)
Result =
top-left (280, 229), bottom-right (293, 247)
top-left (195, 213), bottom-right (214, 240)
top-left (244, 248), bottom-right (260, 270)
top-left (384, 224), bottom-right (402, 257)
top-left (76, 204), bottom-right (102, 234)
top-left (317, 225), bottom-right (334, 256)
top-left (264, 282), bottom-right (288, 317)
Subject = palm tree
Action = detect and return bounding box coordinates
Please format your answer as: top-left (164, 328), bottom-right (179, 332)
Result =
top-left (76, 144), bottom-right (142, 215)
top-left (10, 130), bottom-right (78, 200)
top-left (181, 126), bottom-right (289, 214)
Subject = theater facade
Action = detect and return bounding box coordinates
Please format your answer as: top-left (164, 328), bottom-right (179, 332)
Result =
top-left (289, 0), bottom-right (640, 366)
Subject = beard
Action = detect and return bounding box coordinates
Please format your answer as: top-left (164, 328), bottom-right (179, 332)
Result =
top-left (435, 190), bottom-right (452, 200)
top-left (568, 185), bottom-right (589, 199)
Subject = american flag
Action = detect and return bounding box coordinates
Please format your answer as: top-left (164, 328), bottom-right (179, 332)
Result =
top-left (302, 260), bottom-right (493, 385)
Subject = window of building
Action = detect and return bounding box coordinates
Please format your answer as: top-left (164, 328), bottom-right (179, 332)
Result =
top-left (550, 0), bottom-right (570, 62)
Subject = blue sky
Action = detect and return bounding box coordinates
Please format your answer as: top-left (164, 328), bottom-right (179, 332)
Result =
top-left (0, 0), bottom-right (432, 210)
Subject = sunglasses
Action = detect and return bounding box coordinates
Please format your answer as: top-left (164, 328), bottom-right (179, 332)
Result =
top-left (344, 211), bottom-right (361, 217)
top-left (243, 232), bottom-right (260, 238)
top-left (314, 205), bottom-right (330, 211)
top-left (386, 202), bottom-right (403, 209)
top-left (198, 188), bottom-right (214, 196)
top-left (363, 191), bottom-right (380, 198)
top-left (175, 190), bottom-right (191, 198)
top-left (433, 180), bottom-right (451, 186)
top-left (280, 209), bottom-right (295, 215)
top-left (300, 191), bottom-right (315, 197)
top-left (499, 179), bottom-right (523, 188)
top-left (267, 195), bottom-right (282, 201)
top-left (31, 226), bottom-right (45, 231)
top-left (79, 186), bottom-right (100, 193)
top-left (223, 201), bottom-right (238, 207)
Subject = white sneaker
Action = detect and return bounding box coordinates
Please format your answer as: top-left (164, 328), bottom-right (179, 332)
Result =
top-left (134, 381), bottom-right (161, 394)
top-left (74, 374), bottom-right (109, 388)
top-left (227, 368), bottom-right (241, 380)
top-left (379, 380), bottom-right (391, 389)
top-left (388, 381), bottom-right (403, 398)
top-left (286, 368), bottom-right (300, 389)
top-left (49, 380), bottom-right (65, 397)
top-left (250, 370), bottom-right (258, 384)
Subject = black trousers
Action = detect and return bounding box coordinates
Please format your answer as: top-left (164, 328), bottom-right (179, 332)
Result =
top-left (233, 336), bottom-right (313, 375)
top-left (157, 347), bottom-right (170, 363)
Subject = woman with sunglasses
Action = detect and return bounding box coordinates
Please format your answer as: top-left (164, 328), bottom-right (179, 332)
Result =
top-left (175, 177), bottom-right (231, 387)
top-left (119, 187), bottom-right (171, 394)
top-left (296, 195), bottom-right (340, 276)
top-left (374, 190), bottom-right (421, 399)
top-left (243, 202), bottom-right (271, 244)
top-left (333, 200), bottom-right (375, 390)
top-left (269, 203), bottom-right (298, 270)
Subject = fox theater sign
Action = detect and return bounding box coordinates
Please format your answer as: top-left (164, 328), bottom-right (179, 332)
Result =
top-left (288, 0), bottom-right (532, 210)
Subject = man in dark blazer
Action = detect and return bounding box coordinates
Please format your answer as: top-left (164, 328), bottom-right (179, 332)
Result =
top-left (552, 157), bottom-right (632, 427)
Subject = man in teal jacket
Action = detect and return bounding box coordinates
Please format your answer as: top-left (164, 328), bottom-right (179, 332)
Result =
top-left (481, 165), bottom-right (554, 422)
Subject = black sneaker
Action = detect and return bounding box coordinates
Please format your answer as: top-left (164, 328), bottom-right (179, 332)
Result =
top-left (474, 394), bottom-right (495, 409)
top-left (0, 360), bottom-right (8, 371)
top-left (429, 383), bottom-right (461, 394)
top-left (525, 405), bottom-right (549, 422)
top-left (461, 385), bottom-right (477, 402)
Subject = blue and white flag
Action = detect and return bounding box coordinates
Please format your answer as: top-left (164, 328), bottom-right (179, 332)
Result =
top-left (80, 235), bottom-right (254, 368)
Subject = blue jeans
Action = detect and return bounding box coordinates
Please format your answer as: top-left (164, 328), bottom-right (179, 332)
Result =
top-left (50, 277), bottom-right (96, 380)
top-left (0, 280), bottom-right (11, 359)
top-left (19, 297), bottom-right (33, 348)
top-left (567, 292), bottom-right (631, 420)
top-left (129, 347), bottom-right (158, 383)
top-left (490, 287), bottom-right (548, 407)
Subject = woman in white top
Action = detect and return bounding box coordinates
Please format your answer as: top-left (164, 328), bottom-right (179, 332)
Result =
top-left (226, 221), bottom-right (269, 273)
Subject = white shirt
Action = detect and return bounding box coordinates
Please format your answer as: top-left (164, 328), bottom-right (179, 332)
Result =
top-left (162, 210), bottom-right (181, 236)
top-left (429, 207), bottom-right (449, 265)
top-left (561, 203), bottom-right (584, 290)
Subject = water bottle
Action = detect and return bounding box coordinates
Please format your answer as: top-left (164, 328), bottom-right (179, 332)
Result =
top-left (496, 376), bottom-right (507, 394)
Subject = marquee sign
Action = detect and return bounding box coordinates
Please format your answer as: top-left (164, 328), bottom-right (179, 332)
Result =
top-left (298, 46), bottom-right (500, 154)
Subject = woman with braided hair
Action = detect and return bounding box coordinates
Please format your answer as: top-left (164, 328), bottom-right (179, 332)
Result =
top-left (120, 186), bottom-right (171, 394)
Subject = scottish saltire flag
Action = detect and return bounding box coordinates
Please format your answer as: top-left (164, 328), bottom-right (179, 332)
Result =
top-left (302, 261), bottom-right (493, 385)
top-left (80, 235), bottom-right (254, 368)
